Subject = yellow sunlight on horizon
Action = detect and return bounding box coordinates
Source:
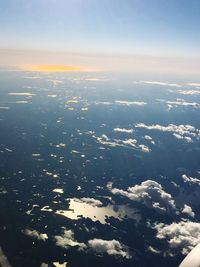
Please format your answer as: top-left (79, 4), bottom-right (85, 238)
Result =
top-left (19, 64), bottom-right (88, 72)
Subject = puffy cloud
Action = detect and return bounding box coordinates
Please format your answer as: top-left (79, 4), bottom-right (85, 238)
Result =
top-left (55, 229), bottom-right (86, 250)
top-left (182, 174), bottom-right (200, 186)
top-left (182, 204), bottom-right (195, 218)
top-left (109, 180), bottom-right (176, 213)
top-left (179, 243), bottom-right (200, 267)
top-left (0, 247), bottom-right (11, 267)
top-left (154, 221), bottom-right (200, 255)
top-left (113, 128), bottom-right (133, 133)
top-left (55, 229), bottom-right (131, 258)
top-left (24, 229), bottom-right (48, 241)
top-left (88, 239), bottom-right (131, 258)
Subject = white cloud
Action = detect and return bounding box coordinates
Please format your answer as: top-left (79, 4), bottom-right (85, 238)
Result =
top-left (144, 135), bottom-right (152, 140)
top-left (142, 81), bottom-right (182, 88)
top-left (115, 100), bottom-right (147, 106)
top-left (95, 134), bottom-right (151, 153)
top-left (88, 239), bottom-right (131, 258)
top-left (178, 90), bottom-right (200, 95)
top-left (53, 262), bottom-right (68, 267)
top-left (187, 83), bottom-right (200, 87)
top-left (147, 246), bottom-right (161, 254)
top-left (8, 92), bottom-right (36, 96)
top-left (54, 229), bottom-right (131, 258)
top-left (24, 229), bottom-right (48, 241)
top-left (55, 229), bottom-right (86, 250)
top-left (0, 247), bottom-right (11, 267)
top-left (182, 204), bottom-right (195, 218)
top-left (0, 107), bottom-right (10, 110)
top-left (138, 144), bottom-right (151, 152)
top-left (157, 98), bottom-right (200, 109)
top-left (173, 133), bottom-right (193, 143)
top-left (122, 139), bottom-right (137, 148)
top-left (109, 180), bottom-right (176, 213)
top-left (182, 174), bottom-right (200, 186)
top-left (154, 221), bottom-right (200, 255)
top-left (78, 197), bottom-right (103, 207)
top-left (114, 128), bottom-right (133, 133)
top-left (179, 243), bottom-right (200, 267)
top-left (52, 188), bottom-right (64, 194)
top-left (135, 123), bottom-right (200, 142)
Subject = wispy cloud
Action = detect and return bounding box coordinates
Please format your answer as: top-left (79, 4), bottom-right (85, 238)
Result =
top-left (142, 81), bottom-right (182, 88)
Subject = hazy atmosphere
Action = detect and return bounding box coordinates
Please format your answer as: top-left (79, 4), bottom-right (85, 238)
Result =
top-left (0, 1), bottom-right (200, 267)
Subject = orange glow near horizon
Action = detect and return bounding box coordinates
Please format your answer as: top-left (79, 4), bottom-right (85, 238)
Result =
top-left (19, 64), bottom-right (88, 72)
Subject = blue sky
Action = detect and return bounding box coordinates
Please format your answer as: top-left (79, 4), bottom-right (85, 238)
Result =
top-left (0, 0), bottom-right (200, 56)
top-left (0, 0), bottom-right (200, 75)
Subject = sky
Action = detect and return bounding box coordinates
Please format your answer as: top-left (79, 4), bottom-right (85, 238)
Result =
top-left (0, 0), bottom-right (200, 74)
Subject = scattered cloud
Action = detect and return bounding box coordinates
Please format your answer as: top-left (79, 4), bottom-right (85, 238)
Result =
top-left (157, 98), bottom-right (200, 109)
top-left (88, 239), bottom-right (131, 258)
top-left (147, 246), bottom-right (161, 254)
top-left (187, 83), bottom-right (200, 87)
top-left (95, 134), bottom-right (151, 152)
top-left (182, 204), bottom-right (195, 218)
top-left (108, 180), bottom-right (176, 213)
top-left (52, 188), bottom-right (64, 194)
top-left (141, 81), bottom-right (182, 88)
top-left (138, 144), bottom-right (151, 152)
top-left (8, 92), bottom-right (35, 96)
top-left (24, 229), bottom-right (48, 241)
top-left (55, 229), bottom-right (131, 258)
top-left (115, 100), bottom-right (147, 106)
top-left (0, 107), bottom-right (10, 110)
top-left (182, 174), bottom-right (200, 186)
top-left (48, 79), bottom-right (64, 86)
top-left (135, 123), bottom-right (200, 142)
top-left (55, 229), bottom-right (86, 250)
top-left (114, 128), bottom-right (134, 133)
top-left (178, 90), bottom-right (200, 95)
top-left (154, 221), bottom-right (200, 255)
